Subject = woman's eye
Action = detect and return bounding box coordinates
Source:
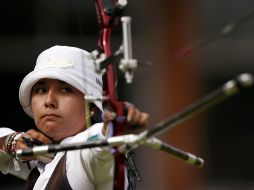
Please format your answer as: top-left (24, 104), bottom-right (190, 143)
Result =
top-left (33, 87), bottom-right (47, 94)
top-left (61, 86), bottom-right (73, 93)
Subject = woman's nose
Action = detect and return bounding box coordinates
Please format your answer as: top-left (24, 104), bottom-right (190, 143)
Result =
top-left (44, 89), bottom-right (57, 108)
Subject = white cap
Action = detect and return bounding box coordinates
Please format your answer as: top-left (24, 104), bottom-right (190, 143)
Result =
top-left (19, 45), bottom-right (103, 118)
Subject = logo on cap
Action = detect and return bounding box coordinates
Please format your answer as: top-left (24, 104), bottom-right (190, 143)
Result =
top-left (45, 56), bottom-right (74, 68)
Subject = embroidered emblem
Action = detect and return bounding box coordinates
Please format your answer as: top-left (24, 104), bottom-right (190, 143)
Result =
top-left (45, 56), bottom-right (74, 68)
top-left (88, 135), bottom-right (99, 141)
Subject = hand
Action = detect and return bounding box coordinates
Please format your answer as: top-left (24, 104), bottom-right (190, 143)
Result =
top-left (125, 103), bottom-right (149, 128)
top-left (103, 102), bottom-right (149, 135)
top-left (15, 129), bottom-right (53, 163)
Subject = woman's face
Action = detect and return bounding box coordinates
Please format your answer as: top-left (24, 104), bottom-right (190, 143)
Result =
top-left (31, 78), bottom-right (86, 142)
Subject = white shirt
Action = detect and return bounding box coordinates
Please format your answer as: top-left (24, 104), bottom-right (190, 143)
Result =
top-left (0, 124), bottom-right (116, 190)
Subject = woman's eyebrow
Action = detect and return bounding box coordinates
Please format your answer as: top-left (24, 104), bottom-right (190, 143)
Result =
top-left (58, 80), bottom-right (67, 85)
top-left (35, 81), bottom-right (45, 85)
top-left (35, 78), bottom-right (49, 85)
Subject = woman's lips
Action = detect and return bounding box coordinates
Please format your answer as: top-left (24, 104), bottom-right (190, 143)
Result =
top-left (42, 113), bottom-right (60, 119)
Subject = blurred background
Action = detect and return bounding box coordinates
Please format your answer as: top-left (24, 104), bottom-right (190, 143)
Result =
top-left (0, 0), bottom-right (254, 189)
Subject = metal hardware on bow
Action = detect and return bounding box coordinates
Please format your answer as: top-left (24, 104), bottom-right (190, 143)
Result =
top-left (84, 94), bottom-right (109, 102)
top-left (89, 15), bottom-right (137, 84)
top-left (119, 16), bottom-right (137, 83)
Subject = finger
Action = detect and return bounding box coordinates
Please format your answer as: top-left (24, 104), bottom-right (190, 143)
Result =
top-left (25, 129), bottom-right (38, 136)
top-left (127, 106), bottom-right (137, 123)
top-left (103, 109), bottom-right (116, 123)
top-left (25, 129), bottom-right (52, 144)
top-left (15, 139), bottom-right (29, 150)
top-left (130, 109), bottom-right (142, 125)
top-left (138, 113), bottom-right (150, 127)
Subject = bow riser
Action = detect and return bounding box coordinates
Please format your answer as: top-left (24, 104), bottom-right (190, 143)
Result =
top-left (94, 0), bottom-right (126, 189)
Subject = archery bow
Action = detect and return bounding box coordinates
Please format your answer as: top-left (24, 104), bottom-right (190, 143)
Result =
top-left (92, 1), bottom-right (132, 189)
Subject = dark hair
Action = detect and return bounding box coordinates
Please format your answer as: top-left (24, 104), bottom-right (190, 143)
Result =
top-left (90, 105), bottom-right (103, 125)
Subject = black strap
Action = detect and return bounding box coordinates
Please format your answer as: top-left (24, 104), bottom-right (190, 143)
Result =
top-left (24, 167), bottom-right (40, 190)
top-left (45, 153), bottom-right (72, 190)
top-left (24, 153), bottom-right (72, 190)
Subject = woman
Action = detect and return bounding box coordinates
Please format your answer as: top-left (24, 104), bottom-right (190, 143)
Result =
top-left (0, 45), bottom-right (149, 190)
